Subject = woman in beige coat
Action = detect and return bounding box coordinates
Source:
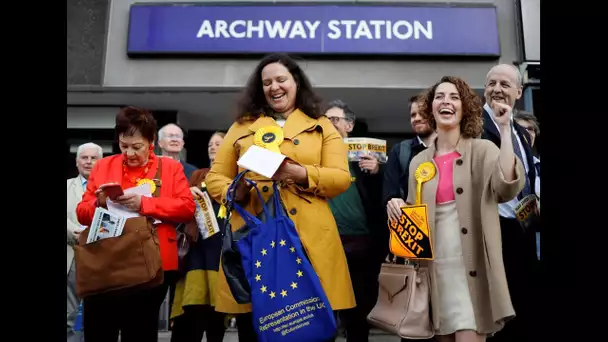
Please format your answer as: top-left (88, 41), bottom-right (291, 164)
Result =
top-left (406, 76), bottom-right (525, 342)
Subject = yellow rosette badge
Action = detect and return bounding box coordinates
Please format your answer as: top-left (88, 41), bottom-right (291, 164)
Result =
top-left (414, 162), bottom-right (436, 205)
top-left (136, 178), bottom-right (156, 194)
top-left (387, 161), bottom-right (436, 260)
top-left (254, 126), bottom-right (284, 154)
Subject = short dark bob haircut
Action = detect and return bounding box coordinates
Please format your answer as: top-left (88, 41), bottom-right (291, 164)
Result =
top-left (115, 106), bottom-right (158, 142)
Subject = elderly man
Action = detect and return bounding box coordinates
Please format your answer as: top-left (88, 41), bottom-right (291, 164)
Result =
top-left (67, 142), bottom-right (103, 339)
top-left (482, 65), bottom-right (539, 342)
top-left (157, 123), bottom-right (197, 179)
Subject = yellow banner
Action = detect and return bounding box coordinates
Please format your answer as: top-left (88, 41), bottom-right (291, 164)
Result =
top-left (389, 204), bottom-right (434, 260)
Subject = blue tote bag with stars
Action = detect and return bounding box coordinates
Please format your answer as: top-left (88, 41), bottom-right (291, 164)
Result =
top-left (231, 179), bottom-right (337, 342)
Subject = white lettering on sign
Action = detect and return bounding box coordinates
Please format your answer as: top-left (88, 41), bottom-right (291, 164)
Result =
top-left (197, 20), bottom-right (321, 39)
top-left (327, 20), bottom-right (432, 40)
top-left (196, 20), bottom-right (432, 40)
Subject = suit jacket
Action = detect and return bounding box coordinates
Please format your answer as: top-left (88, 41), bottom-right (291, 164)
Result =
top-left (407, 138), bottom-right (525, 334)
top-left (349, 161), bottom-right (387, 260)
top-left (181, 160), bottom-right (198, 180)
top-left (77, 154), bottom-right (196, 271)
top-left (481, 109), bottom-right (536, 193)
top-left (66, 175), bottom-right (85, 274)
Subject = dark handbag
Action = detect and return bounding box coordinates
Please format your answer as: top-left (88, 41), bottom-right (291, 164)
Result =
top-left (74, 159), bottom-right (164, 298)
top-left (221, 171), bottom-right (278, 304)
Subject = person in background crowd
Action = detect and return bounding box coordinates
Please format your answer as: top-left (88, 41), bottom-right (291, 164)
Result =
top-left (76, 107), bottom-right (195, 342)
top-left (207, 132), bottom-right (224, 167)
top-left (383, 93), bottom-right (438, 342)
top-left (481, 65), bottom-right (540, 342)
top-left (384, 93), bottom-right (437, 230)
top-left (408, 76), bottom-right (524, 342)
top-left (158, 122), bottom-right (199, 318)
top-left (158, 123), bottom-right (198, 179)
top-left (170, 131), bottom-right (229, 342)
top-left (205, 53), bottom-right (355, 341)
top-left (514, 110), bottom-right (541, 259)
top-left (67, 142), bottom-right (103, 341)
top-left (325, 100), bottom-right (385, 342)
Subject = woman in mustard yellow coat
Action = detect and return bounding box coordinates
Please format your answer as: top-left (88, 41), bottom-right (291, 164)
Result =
top-left (205, 53), bottom-right (356, 340)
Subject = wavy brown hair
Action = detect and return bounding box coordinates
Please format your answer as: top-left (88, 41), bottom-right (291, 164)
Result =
top-left (419, 76), bottom-right (483, 139)
top-left (235, 53), bottom-right (324, 123)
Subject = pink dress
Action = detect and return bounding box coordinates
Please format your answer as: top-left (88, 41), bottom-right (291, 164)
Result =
top-left (432, 152), bottom-right (477, 335)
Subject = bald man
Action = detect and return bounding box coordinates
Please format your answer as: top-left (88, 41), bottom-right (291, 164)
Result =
top-left (482, 64), bottom-right (539, 342)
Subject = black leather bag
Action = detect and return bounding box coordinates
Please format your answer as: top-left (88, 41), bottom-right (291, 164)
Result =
top-left (221, 171), bottom-right (279, 304)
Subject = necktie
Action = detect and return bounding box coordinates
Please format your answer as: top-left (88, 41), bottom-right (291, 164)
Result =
top-left (510, 129), bottom-right (531, 198)
top-left (83, 180), bottom-right (88, 191)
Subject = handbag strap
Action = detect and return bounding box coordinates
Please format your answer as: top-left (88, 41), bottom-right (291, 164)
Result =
top-left (152, 157), bottom-right (162, 198)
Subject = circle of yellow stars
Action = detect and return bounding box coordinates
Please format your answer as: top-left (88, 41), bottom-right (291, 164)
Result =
top-left (255, 239), bottom-right (303, 299)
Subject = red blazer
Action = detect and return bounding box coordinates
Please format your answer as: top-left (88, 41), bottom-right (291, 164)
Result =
top-left (76, 154), bottom-right (196, 271)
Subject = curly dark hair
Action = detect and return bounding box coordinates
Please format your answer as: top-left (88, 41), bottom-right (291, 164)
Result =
top-left (419, 76), bottom-right (483, 139)
top-left (115, 106), bottom-right (158, 142)
top-left (235, 53), bottom-right (324, 123)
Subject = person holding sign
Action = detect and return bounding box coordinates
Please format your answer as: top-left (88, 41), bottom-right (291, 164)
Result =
top-left (404, 76), bottom-right (525, 341)
top-left (481, 65), bottom-right (540, 342)
top-left (170, 131), bottom-right (229, 342)
top-left (205, 53), bottom-right (355, 341)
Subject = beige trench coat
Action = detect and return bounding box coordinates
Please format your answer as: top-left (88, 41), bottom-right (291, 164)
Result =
top-left (205, 109), bottom-right (356, 314)
top-left (406, 137), bottom-right (525, 335)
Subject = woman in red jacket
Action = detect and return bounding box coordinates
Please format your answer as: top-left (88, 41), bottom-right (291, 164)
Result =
top-left (76, 106), bottom-right (195, 342)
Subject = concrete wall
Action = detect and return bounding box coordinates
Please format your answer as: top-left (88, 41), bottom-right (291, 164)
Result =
top-left (67, 0), bottom-right (110, 85)
top-left (103, 0), bottom-right (522, 89)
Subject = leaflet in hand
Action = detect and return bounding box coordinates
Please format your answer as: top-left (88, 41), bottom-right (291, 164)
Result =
top-left (237, 145), bottom-right (286, 179)
top-left (344, 137), bottom-right (388, 163)
top-left (86, 207), bottom-right (127, 244)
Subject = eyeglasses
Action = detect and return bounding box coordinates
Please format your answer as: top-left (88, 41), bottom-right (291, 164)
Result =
top-left (164, 134), bottom-right (183, 140)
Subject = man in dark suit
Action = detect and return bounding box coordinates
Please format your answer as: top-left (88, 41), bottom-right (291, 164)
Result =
top-left (482, 64), bottom-right (539, 342)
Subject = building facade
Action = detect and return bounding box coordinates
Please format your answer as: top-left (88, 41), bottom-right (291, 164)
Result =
top-left (67, 0), bottom-right (540, 330)
top-left (67, 0), bottom-right (540, 169)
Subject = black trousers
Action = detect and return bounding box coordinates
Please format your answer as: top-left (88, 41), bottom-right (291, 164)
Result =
top-left (170, 305), bottom-right (226, 342)
top-left (488, 218), bottom-right (540, 342)
top-left (339, 235), bottom-right (382, 342)
top-left (83, 271), bottom-right (178, 342)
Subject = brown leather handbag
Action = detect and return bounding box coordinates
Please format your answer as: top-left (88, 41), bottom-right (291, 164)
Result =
top-left (367, 261), bottom-right (434, 339)
top-left (74, 159), bottom-right (164, 298)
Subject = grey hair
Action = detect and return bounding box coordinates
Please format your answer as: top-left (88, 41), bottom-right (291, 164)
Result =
top-left (76, 142), bottom-right (103, 159)
top-left (158, 123), bottom-right (184, 141)
top-left (326, 99), bottom-right (356, 122)
top-left (514, 110), bottom-right (540, 135)
top-left (486, 64), bottom-right (523, 87)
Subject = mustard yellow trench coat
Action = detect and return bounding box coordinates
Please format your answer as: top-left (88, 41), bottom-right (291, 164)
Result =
top-left (205, 109), bottom-right (356, 314)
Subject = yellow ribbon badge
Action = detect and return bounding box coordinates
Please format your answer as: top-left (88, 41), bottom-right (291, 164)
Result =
top-left (414, 162), bottom-right (436, 205)
top-left (136, 178), bottom-right (157, 194)
top-left (254, 126), bottom-right (284, 154)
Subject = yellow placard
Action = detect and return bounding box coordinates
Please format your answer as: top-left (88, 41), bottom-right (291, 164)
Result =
top-left (515, 194), bottom-right (538, 222)
top-left (389, 204), bottom-right (434, 260)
